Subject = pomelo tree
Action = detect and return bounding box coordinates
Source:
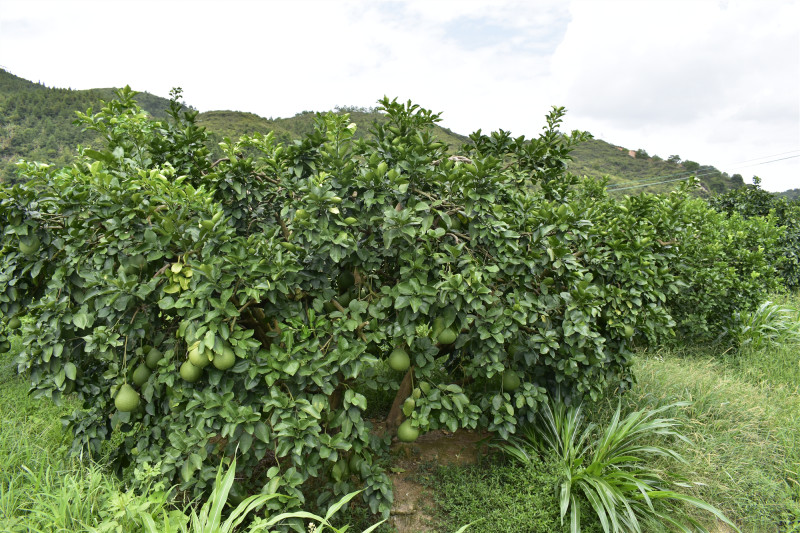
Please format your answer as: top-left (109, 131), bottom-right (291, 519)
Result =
top-left (0, 88), bottom-right (779, 523)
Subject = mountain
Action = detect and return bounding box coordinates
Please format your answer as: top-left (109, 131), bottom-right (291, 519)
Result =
top-left (0, 69), bottom-right (740, 195)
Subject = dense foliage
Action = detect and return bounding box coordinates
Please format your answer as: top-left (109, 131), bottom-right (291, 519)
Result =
top-left (710, 178), bottom-right (800, 292)
top-left (0, 88), bottom-right (780, 527)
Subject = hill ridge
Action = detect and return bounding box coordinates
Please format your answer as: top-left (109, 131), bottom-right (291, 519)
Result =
top-left (0, 68), bottom-right (740, 195)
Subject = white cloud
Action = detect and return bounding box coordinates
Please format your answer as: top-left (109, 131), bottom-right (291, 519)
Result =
top-left (551, 0), bottom-right (800, 190)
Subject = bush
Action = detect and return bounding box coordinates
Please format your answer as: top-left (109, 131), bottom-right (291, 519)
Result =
top-left (0, 88), bottom-right (781, 521)
top-left (710, 178), bottom-right (800, 291)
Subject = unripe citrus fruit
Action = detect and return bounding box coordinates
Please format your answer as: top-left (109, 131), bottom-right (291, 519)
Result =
top-left (502, 371), bottom-right (521, 392)
top-left (437, 327), bottom-right (458, 345)
top-left (180, 361), bottom-right (202, 382)
top-left (397, 420), bottom-right (419, 442)
top-left (337, 290), bottom-right (354, 308)
top-left (213, 346), bottom-right (236, 370)
top-left (132, 363), bottom-right (152, 386)
top-left (188, 345), bottom-right (210, 368)
top-left (19, 236), bottom-right (40, 255)
top-left (294, 208), bottom-right (309, 221)
top-left (8, 317), bottom-right (21, 330)
top-left (145, 348), bottom-right (163, 369)
top-left (624, 325), bottom-right (635, 338)
top-left (115, 384), bottom-right (140, 412)
top-left (388, 348), bottom-right (410, 371)
top-left (431, 317), bottom-right (445, 338)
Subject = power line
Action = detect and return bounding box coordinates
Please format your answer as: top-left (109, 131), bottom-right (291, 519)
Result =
top-left (609, 165), bottom-right (715, 185)
top-left (606, 153), bottom-right (800, 192)
top-left (735, 153), bottom-right (800, 169)
top-left (608, 176), bottom-right (697, 191)
top-left (723, 149), bottom-right (800, 166)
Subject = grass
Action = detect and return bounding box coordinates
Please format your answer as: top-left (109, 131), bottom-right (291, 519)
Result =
top-left (590, 349), bottom-right (800, 531)
top-left (419, 455), bottom-right (591, 533)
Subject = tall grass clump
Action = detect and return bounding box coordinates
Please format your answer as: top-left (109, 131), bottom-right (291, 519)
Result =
top-left (495, 395), bottom-right (738, 533)
top-left (615, 349), bottom-right (800, 531)
top-left (725, 299), bottom-right (800, 353)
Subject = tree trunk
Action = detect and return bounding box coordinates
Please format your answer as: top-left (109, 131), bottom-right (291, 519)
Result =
top-left (386, 368), bottom-right (413, 431)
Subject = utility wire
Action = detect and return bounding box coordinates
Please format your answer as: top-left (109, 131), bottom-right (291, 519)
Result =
top-left (723, 149), bottom-right (800, 166)
top-left (604, 148), bottom-right (800, 188)
top-left (735, 153), bottom-right (800, 168)
top-left (606, 153), bottom-right (800, 191)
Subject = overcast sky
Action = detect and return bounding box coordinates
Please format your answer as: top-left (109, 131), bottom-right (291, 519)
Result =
top-left (1, 0), bottom-right (798, 191)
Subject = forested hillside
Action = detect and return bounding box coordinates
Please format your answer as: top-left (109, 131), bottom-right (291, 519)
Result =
top-left (1, 69), bottom-right (740, 195)
top-left (0, 70), bottom-right (172, 182)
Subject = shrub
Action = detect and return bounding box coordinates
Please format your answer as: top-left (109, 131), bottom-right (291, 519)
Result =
top-left (710, 178), bottom-right (800, 291)
top-left (0, 87), bottom-right (779, 521)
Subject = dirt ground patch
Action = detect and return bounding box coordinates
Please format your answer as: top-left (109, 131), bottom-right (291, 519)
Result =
top-left (386, 428), bottom-right (490, 532)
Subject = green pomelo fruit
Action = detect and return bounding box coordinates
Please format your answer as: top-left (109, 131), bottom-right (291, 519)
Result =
top-left (337, 290), bottom-right (354, 308)
top-left (624, 325), bottom-right (635, 338)
top-left (337, 270), bottom-right (355, 291)
top-left (115, 384), bottom-right (140, 412)
top-left (180, 361), bottom-right (203, 382)
top-left (132, 364), bottom-right (152, 386)
top-left (403, 397), bottom-right (416, 416)
top-left (8, 317), bottom-right (21, 330)
top-left (437, 327), bottom-right (458, 345)
top-left (188, 346), bottom-right (211, 368)
top-left (145, 348), bottom-right (164, 370)
top-left (388, 348), bottom-right (410, 372)
top-left (502, 371), bottom-right (521, 392)
top-left (213, 346), bottom-right (236, 370)
top-left (19, 236), bottom-right (40, 255)
top-left (294, 208), bottom-right (309, 221)
top-left (397, 420), bottom-right (419, 442)
top-left (431, 316), bottom-right (445, 338)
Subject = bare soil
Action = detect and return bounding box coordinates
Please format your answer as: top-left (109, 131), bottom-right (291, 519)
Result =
top-left (385, 427), bottom-right (490, 533)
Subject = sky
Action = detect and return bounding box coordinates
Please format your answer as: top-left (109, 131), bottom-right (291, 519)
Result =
top-left (1, 0), bottom-right (798, 191)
